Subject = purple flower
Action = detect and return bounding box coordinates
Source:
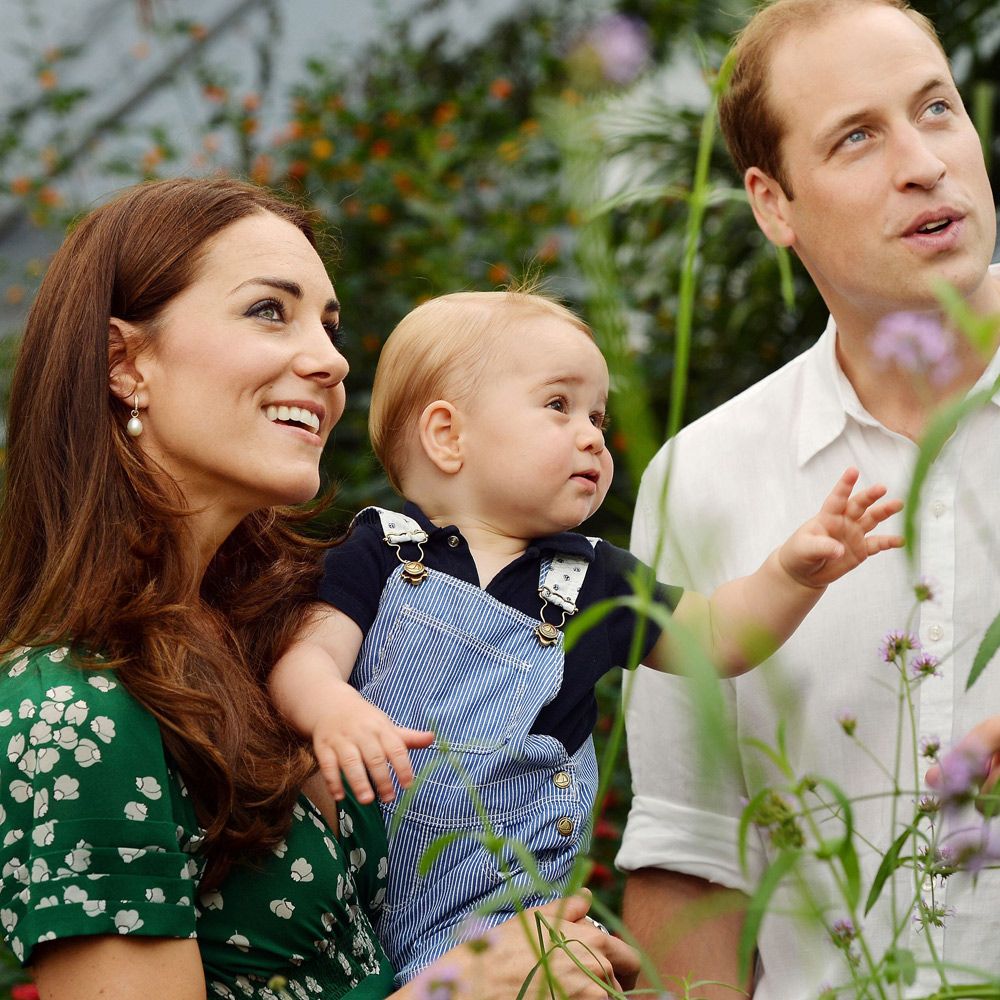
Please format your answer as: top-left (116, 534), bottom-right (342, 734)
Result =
top-left (413, 962), bottom-right (462, 1000)
top-left (933, 742), bottom-right (990, 809)
top-left (879, 630), bottom-right (920, 664)
top-left (939, 821), bottom-right (1000, 875)
top-left (830, 917), bottom-right (856, 948)
top-left (910, 653), bottom-right (942, 679)
top-left (920, 735), bottom-right (942, 759)
top-left (583, 15), bottom-right (651, 85)
top-left (872, 312), bottom-right (959, 387)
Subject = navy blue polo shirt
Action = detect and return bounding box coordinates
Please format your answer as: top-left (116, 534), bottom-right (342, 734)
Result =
top-left (318, 503), bottom-right (683, 756)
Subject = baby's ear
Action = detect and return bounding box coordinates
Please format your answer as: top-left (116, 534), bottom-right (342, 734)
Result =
top-left (418, 400), bottom-right (463, 475)
top-left (108, 318), bottom-right (146, 403)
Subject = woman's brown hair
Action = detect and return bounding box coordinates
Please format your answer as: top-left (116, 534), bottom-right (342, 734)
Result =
top-left (0, 177), bottom-right (326, 885)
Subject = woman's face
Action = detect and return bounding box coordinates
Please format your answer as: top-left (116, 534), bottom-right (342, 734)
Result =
top-left (132, 211), bottom-right (348, 529)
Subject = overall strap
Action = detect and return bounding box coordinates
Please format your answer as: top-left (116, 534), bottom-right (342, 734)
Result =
top-left (356, 506), bottom-right (430, 586)
top-left (538, 538), bottom-right (600, 615)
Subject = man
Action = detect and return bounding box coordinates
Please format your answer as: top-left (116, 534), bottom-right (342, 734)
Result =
top-left (617, 1), bottom-right (1000, 997)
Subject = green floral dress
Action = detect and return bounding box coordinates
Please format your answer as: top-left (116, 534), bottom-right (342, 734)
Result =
top-left (0, 645), bottom-right (396, 999)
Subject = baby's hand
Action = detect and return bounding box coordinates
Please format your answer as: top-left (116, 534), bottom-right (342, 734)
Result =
top-left (779, 467), bottom-right (903, 588)
top-left (313, 686), bottom-right (434, 804)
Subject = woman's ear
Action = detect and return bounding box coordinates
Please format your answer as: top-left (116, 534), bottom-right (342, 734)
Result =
top-left (744, 167), bottom-right (796, 248)
top-left (108, 318), bottom-right (146, 403)
top-left (417, 400), bottom-right (463, 475)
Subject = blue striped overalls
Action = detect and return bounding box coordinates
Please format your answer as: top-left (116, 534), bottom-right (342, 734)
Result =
top-left (349, 508), bottom-right (599, 984)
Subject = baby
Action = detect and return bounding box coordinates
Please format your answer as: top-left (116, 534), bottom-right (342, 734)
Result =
top-left (270, 290), bottom-right (902, 983)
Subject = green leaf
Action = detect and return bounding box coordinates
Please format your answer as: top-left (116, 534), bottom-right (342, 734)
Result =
top-left (865, 822), bottom-right (917, 915)
top-left (417, 829), bottom-right (472, 876)
top-left (738, 849), bottom-right (800, 982)
top-left (967, 606), bottom-right (1000, 690)
top-left (737, 788), bottom-right (779, 875)
top-left (884, 946), bottom-right (918, 986)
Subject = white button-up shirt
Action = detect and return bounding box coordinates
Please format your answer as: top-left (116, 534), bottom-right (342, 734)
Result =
top-left (618, 311), bottom-right (1000, 999)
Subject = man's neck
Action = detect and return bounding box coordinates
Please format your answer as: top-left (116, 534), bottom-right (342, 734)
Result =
top-left (835, 328), bottom-right (994, 440)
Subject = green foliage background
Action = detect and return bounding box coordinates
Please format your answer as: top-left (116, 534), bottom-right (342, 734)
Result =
top-left (1, 0), bottom-right (999, 994)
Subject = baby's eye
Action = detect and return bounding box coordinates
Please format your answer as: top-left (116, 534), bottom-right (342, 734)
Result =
top-left (591, 412), bottom-right (610, 431)
top-left (546, 396), bottom-right (568, 413)
top-left (248, 298), bottom-right (285, 322)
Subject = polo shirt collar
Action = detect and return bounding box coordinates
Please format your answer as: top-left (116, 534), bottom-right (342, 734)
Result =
top-left (796, 317), bottom-right (852, 468)
top-left (401, 501), bottom-right (598, 562)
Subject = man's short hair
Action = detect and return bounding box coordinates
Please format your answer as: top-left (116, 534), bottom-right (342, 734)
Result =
top-left (718, 0), bottom-right (946, 197)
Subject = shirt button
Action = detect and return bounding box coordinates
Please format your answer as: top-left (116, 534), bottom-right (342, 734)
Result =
top-left (928, 624), bottom-right (944, 642)
top-left (553, 771), bottom-right (571, 788)
top-left (447, 535), bottom-right (460, 548)
top-left (932, 501), bottom-right (946, 518)
top-left (555, 816), bottom-right (574, 837)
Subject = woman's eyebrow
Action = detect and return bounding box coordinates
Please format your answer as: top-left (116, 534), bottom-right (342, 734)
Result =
top-left (229, 277), bottom-right (340, 314)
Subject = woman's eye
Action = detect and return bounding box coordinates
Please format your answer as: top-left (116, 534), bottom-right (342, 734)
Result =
top-left (325, 322), bottom-right (345, 349)
top-left (248, 299), bottom-right (285, 322)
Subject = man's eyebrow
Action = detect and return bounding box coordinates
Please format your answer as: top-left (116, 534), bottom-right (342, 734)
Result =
top-left (229, 277), bottom-right (340, 314)
top-left (816, 77), bottom-right (955, 153)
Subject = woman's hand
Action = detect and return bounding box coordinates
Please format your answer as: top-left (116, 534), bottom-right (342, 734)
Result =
top-left (399, 891), bottom-right (639, 999)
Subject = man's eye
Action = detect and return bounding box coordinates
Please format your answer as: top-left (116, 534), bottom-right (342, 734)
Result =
top-left (925, 100), bottom-right (950, 118)
top-left (844, 129), bottom-right (868, 146)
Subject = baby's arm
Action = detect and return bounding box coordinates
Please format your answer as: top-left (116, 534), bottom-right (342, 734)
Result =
top-left (270, 605), bottom-right (433, 803)
top-left (647, 467), bottom-right (903, 676)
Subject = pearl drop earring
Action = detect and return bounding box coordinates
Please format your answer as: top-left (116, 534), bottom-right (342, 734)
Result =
top-left (126, 395), bottom-right (143, 437)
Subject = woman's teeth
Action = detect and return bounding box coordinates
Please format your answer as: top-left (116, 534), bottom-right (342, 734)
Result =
top-left (265, 404), bottom-right (320, 433)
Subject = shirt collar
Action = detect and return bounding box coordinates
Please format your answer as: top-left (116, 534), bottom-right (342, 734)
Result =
top-left (402, 501), bottom-right (598, 562)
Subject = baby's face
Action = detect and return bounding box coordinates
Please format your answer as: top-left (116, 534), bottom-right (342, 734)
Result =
top-left (456, 317), bottom-right (613, 538)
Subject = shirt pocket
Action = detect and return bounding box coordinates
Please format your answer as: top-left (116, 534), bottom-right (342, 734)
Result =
top-left (361, 604), bottom-right (533, 753)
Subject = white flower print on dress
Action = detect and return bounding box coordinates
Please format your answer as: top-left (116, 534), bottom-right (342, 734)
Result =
top-left (9, 780), bottom-right (31, 804)
top-left (269, 898), bottom-right (295, 919)
top-left (123, 801), bottom-right (148, 821)
top-left (87, 674), bottom-right (116, 692)
top-left (36, 895), bottom-right (58, 909)
top-left (271, 840), bottom-right (288, 859)
top-left (74, 739), bottom-right (101, 767)
top-left (376, 855), bottom-right (388, 879)
top-left (210, 983), bottom-right (235, 999)
top-left (306, 976), bottom-right (322, 993)
top-left (114, 909), bottom-right (143, 933)
top-left (31, 857), bottom-right (51, 882)
top-left (7, 733), bottom-right (25, 762)
top-left (2, 829), bottom-right (23, 848)
top-left (290, 858), bottom-right (314, 882)
top-left (63, 700), bottom-right (89, 725)
top-left (338, 810), bottom-right (354, 837)
top-left (53, 726), bottom-right (78, 750)
top-left (28, 720), bottom-right (52, 745)
top-left (145, 887), bottom-right (166, 903)
top-left (200, 889), bottom-right (224, 911)
top-left (52, 774), bottom-right (79, 801)
top-left (64, 844), bottom-right (92, 873)
top-left (0, 708), bottom-right (12, 727)
top-left (47, 647), bottom-right (69, 663)
top-left (37, 931), bottom-right (57, 943)
top-left (32, 788), bottom-right (49, 820)
top-left (1, 908), bottom-right (18, 932)
top-left (348, 848), bottom-right (366, 871)
top-left (136, 776), bottom-right (162, 800)
top-left (45, 685), bottom-right (73, 702)
top-left (226, 931), bottom-right (250, 952)
top-left (64, 886), bottom-right (89, 903)
top-left (118, 847), bottom-right (147, 864)
top-left (234, 974), bottom-right (253, 995)
top-left (17, 749), bottom-right (36, 778)
top-left (3, 858), bottom-right (28, 884)
top-left (90, 716), bottom-right (116, 743)
top-left (7, 657), bottom-right (28, 678)
top-left (35, 747), bottom-right (60, 774)
top-left (17, 699), bottom-right (35, 720)
top-left (32, 822), bottom-right (56, 848)
top-left (38, 701), bottom-right (64, 725)
top-left (82, 900), bottom-right (106, 917)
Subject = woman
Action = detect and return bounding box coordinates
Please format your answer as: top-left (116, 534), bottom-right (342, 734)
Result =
top-left (0, 177), bottom-right (636, 999)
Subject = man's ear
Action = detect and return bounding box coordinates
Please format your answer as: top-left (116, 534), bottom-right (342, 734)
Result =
top-left (745, 167), bottom-right (796, 248)
top-left (417, 400), bottom-right (463, 475)
top-left (108, 318), bottom-right (146, 404)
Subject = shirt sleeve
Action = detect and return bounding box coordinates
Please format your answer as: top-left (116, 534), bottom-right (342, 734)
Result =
top-left (615, 449), bottom-right (762, 893)
top-left (0, 646), bottom-right (198, 966)
top-left (595, 541), bottom-right (683, 668)
top-left (316, 518), bottom-right (392, 634)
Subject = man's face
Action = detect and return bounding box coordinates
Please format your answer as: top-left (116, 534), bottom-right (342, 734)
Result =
top-left (761, 4), bottom-right (997, 331)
